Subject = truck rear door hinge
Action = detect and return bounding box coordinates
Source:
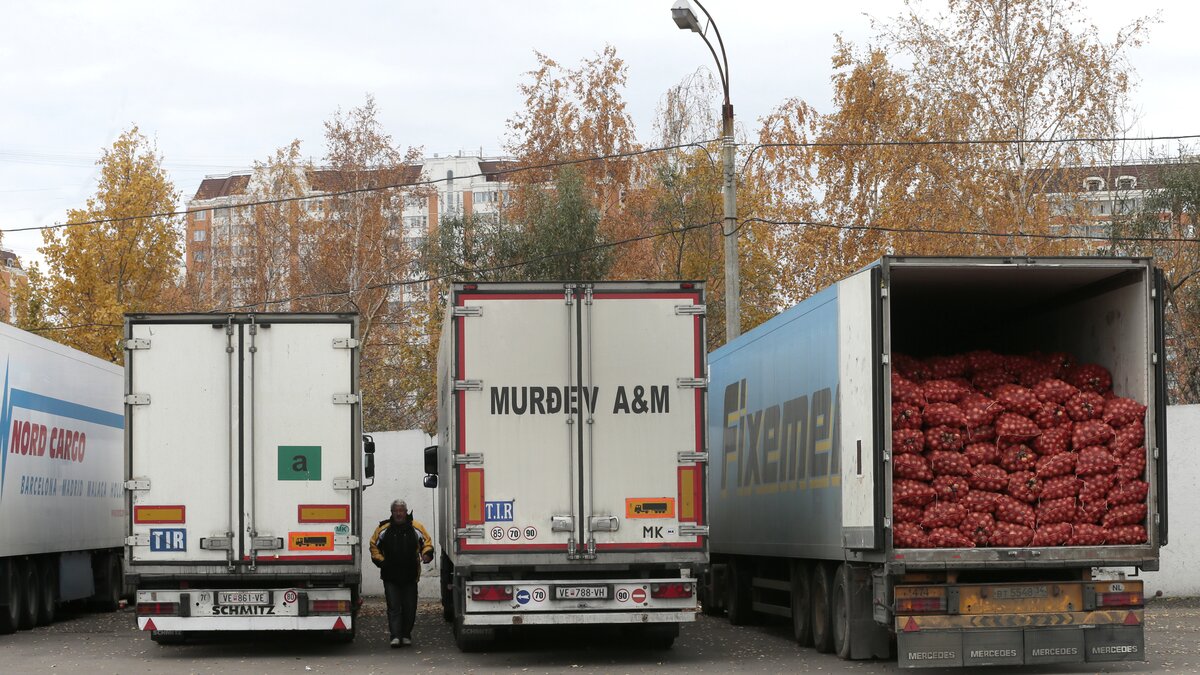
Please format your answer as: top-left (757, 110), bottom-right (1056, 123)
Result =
top-left (551, 515), bottom-right (574, 532)
top-left (679, 524), bottom-right (710, 537)
top-left (677, 451), bottom-right (709, 464)
top-left (454, 380), bottom-right (483, 391)
top-left (124, 338), bottom-right (151, 350)
top-left (332, 393), bottom-right (360, 405)
top-left (332, 478), bottom-right (360, 490)
top-left (124, 478), bottom-right (150, 491)
top-left (676, 377), bottom-right (708, 390)
top-left (200, 537), bottom-right (233, 551)
top-left (589, 515), bottom-right (619, 532)
top-left (125, 534), bottom-right (148, 546)
top-left (453, 305), bottom-right (483, 318)
top-left (455, 527), bottom-right (485, 539)
top-left (332, 338), bottom-right (361, 349)
top-left (674, 304), bottom-right (706, 316)
top-left (453, 453), bottom-right (483, 466)
top-left (334, 534), bottom-right (360, 546)
top-left (125, 393), bottom-right (150, 405)
top-left (251, 537), bottom-right (284, 551)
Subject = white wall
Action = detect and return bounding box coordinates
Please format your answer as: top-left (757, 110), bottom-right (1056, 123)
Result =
top-left (360, 430), bottom-right (440, 598)
top-left (1142, 404), bottom-right (1200, 597)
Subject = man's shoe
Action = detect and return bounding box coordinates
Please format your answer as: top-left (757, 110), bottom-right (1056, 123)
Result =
top-left (402, 637), bottom-right (412, 646)
top-left (390, 638), bottom-right (400, 648)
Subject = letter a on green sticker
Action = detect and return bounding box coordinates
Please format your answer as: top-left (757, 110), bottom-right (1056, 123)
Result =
top-left (278, 446), bottom-right (321, 480)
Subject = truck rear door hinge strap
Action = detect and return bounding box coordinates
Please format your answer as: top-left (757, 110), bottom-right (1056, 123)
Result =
top-left (454, 453), bottom-right (483, 466)
top-left (679, 525), bottom-right (709, 537)
top-left (125, 534), bottom-right (148, 546)
top-left (124, 338), bottom-right (151, 350)
top-left (677, 452), bottom-right (709, 464)
top-left (332, 478), bottom-right (360, 490)
top-left (332, 393), bottom-right (360, 404)
top-left (454, 380), bottom-right (483, 391)
top-left (332, 338), bottom-right (361, 349)
top-left (125, 394), bottom-right (150, 405)
top-left (200, 537), bottom-right (233, 551)
top-left (453, 306), bottom-right (483, 318)
top-left (677, 377), bottom-right (707, 390)
top-left (456, 527), bottom-right (485, 539)
top-left (124, 479), bottom-right (150, 491)
top-left (675, 304), bottom-right (706, 316)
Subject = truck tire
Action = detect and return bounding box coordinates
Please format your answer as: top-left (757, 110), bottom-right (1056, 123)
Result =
top-left (810, 563), bottom-right (835, 654)
top-left (0, 559), bottom-right (22, 634)
top-left (17, 558), bottom-right (38, 630)
top-left (832, 563), bottom-right (852, 659)
top-left (726, 559), bottom-right (754, 626)
top-left (789, 560), bottom-right (813, 646)
top-left (36, 558), bottom-right (57, 626)
top-left (92, 553), bottom-right (121, 612)
top-left (440, 553), bottom-right (454, 623)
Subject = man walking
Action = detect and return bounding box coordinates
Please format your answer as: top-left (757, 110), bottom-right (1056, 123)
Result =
top-left (369, 499), bottom-right (434, 647)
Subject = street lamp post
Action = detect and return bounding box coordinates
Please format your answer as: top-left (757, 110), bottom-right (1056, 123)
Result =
top-left (672, 0), bottom-right (740, 341)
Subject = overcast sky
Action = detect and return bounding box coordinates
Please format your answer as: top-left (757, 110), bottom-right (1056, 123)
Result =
top-left (1, 0), bottom-right (1195, 267)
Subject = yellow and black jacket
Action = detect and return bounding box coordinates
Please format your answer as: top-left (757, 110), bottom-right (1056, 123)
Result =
top-left (369, 517), bottom-right (433, 584)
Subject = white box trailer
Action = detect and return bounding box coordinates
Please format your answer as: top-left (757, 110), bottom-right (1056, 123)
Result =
top-left (124, 313), bottom-right (373, 642)
top-left (0, 322), bottom-right (125, 633)
top-left (426, 282), bottom-right (708, 651)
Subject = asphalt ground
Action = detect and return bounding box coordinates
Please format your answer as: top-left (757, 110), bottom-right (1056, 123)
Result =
top-left (1, 597), bottom-right (1198, 673)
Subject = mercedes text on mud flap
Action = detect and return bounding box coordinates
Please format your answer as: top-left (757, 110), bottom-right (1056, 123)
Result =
top-left (124, 314), bottom-right (376, 641)
top-left (425, 282), bottom-right (708, 651)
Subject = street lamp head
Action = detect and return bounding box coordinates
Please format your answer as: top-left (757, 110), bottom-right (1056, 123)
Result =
top-left (671, 0), bottom-right (702, 33)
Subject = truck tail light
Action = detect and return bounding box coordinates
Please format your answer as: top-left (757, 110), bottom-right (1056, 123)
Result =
top-left (137, 602), bottom-right (181, 616)
top-left (1098, 591), bottom-right (1143, 608)
top-left (310, 599), bottom-right (351, 614)
top-left (895, 596), bottom-right (948, 614)
top-left (650, 583), bottom-right (693, 599)
top-left (470, 585), bottom-right (513, 602)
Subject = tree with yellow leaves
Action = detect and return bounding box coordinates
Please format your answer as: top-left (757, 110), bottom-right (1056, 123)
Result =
top-left (37, 126), bottom-right (181, 362)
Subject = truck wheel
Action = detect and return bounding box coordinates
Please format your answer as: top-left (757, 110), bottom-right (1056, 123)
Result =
top-left (0, 559), bottom-right (23, 633)
top-left (18, 558), bottom-right (38, 630)
top-left (440, 553), bottom-right (454, 622)
top-left (832, 564), bottom-right (852, 659)
top-left (726, 559), bottom-right (754, 626)
top-left (92, 554), bottom-right (121, 612)
top-left (36, 558), bottom-right (57, 626)
top-left (810, 563), bottom-right (835, 654)
top-left (789, 560), bottom-right (813, 646)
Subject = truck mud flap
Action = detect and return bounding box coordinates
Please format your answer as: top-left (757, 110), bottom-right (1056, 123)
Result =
top-left (897, 632), bottom-right (963, 668)
top-left (961, 630), bottom-right (1022, 667)
top-left (1085, 625), bottom-right (1145, 662)
top-left (1024, 627), bottom-right (1085, 664)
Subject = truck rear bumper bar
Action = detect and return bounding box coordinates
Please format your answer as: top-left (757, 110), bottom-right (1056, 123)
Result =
top-left (464, 610), bottom-right (696, 626)
top-left (137, 615), bottom-right (352, 632)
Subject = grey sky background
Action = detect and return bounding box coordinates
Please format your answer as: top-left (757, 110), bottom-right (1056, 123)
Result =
top-left (1, 1), bottom-right (1195, 268)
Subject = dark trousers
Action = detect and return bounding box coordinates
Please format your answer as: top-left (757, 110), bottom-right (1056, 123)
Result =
top-left (384, 580), bottom-right (418, 640)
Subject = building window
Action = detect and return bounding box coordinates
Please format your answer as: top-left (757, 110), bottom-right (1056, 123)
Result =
top-left (193, 229), bottom-right (207, 242)
top-left (194, 209), bottom-right (207, 221)
top-left (194, 250), bottom-right (206, 262)
top-left (1117, 175), bottom-right (1136, 190)
top-left (1085, 177), bottom-right (1105, 192)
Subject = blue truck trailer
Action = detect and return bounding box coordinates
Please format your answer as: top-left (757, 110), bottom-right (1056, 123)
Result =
top-left (701, 257), bottom-right (1167, 668)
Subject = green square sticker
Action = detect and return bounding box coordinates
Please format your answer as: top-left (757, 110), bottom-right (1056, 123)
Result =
top-left (278, 446), bottom-right (321, 481)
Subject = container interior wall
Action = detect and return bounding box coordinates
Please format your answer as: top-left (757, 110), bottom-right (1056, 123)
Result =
top-left (887, 265), bottom-right (1149, 404)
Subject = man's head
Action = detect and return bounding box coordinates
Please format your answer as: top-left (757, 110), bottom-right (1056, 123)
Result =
top-left (390, 499), bottom-right (409, 524)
